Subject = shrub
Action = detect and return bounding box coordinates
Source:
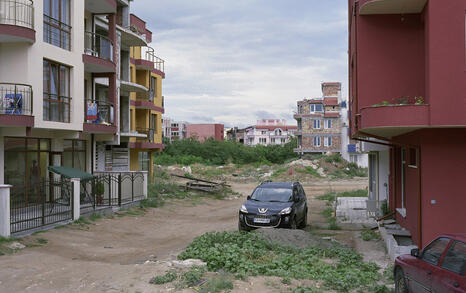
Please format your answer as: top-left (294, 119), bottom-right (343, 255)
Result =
top-left (199, 274), bottom-right (234, 293)
top-left (361, 229), bottom-right (380, 241)
top-left (154, 137), bottom-right (299, 166)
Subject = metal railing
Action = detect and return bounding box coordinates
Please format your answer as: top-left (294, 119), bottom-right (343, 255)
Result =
top-left (84, 99), bottom-right (114, 125)
top-left (0, 0), bottom-right (34, 29)
top-left (0, 82), bottom-right (32, 115)
top-left (82, 171), bottom-right (146, 208)
top-left (10, 178), bottom-right (73, 234)
top-left (84, 31), bottom-right (113, 62)
top-left (136, 127), bottom-right (154, 141)
top-left (145, 46), bottom-right (165, 73)
top-left (43, 14), bottom-right (71, 50)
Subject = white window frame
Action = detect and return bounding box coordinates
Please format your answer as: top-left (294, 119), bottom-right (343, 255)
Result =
top-left (325, 119), bottom-right (332, 129)
top-left (313, 136), bottom-right (321, 147)
top-left (310, 104), bottom-right (323, 113)
top-left (313, 119), bottom-right (321, 129)
top-left (271, 138), bottom-right (276, 144)
top-left (324, 137), bottom-right (332, 147)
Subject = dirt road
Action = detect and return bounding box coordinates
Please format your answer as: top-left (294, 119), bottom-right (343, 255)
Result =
top-left (0, 179), bottom-right (381, 293)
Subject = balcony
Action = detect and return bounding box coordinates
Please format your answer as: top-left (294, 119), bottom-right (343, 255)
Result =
top-left (0, 82), bottom-right (33, 126)
top-left (0, 0), bottom-right (35, 43)
top-left (359, 0), bottom-right (427, 15)
top-left (85, 0), bottom-right (116, 14)
top-left (136, 127), bottom-right (154, 141)
top-left (83, 99), bottom-right (116, 133)
top-left (359, 104), bottom-right (429, 138)
top-left (83, 31), bottom-right (115, 73)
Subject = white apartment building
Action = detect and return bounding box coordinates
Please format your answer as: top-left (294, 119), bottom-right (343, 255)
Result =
top-left (162, 117), bottom-right (188, 142)
top-left (0, 0), bottom-right (165, 193)
top-left (244, 119), bottom-right (297, 146)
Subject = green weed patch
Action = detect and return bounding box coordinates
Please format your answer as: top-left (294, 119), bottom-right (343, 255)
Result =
top-left (179, 231), bottom-right (380, 292)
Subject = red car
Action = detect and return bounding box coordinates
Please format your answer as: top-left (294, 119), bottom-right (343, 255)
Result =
top-left (395, 234), bottom-right (466, 293)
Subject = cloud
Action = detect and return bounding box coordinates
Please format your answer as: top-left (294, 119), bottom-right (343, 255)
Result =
top-left (131, 0), bottom-right (348, 126)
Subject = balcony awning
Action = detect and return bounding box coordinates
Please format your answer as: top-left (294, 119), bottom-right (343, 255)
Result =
top-left (48, 166), bottom-right (95, 181)
top-left (360, 0), bottom-right (427, 15)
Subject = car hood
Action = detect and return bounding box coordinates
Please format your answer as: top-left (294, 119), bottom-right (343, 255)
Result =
top-left (243, 200), bottom-right (292, 215)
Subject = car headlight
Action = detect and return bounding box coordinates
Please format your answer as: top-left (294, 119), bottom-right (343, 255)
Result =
top-left (240, 204), bottom-right (248, 213)
top-left (279, 207), bottom-right (292, 215)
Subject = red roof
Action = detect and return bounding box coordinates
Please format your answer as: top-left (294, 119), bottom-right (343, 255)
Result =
top-left (324, 112), bottom-right (340, 118)
top-left (324, 98), bottom-right (339, 106)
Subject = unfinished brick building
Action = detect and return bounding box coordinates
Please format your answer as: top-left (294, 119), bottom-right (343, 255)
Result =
top-left (294, 82), bottom-right (342, 154)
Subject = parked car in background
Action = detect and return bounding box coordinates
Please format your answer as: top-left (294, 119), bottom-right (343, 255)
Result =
top-left (394, 234), bottom-right (466, 293)
top-left (238, 181), bottom-right (307, 231)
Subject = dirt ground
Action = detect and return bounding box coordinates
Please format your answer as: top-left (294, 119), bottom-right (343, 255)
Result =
top-left (0, 178), bottom-right (391, 293)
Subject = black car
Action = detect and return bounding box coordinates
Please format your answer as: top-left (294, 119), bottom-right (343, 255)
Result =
top-left (238, 181), bottom-right (308, 231)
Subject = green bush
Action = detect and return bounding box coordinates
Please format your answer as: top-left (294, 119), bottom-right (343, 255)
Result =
top-left (199, 274), bottom-right (234, 293)
top-left (361, 229), bottom-right (380, 241)
top-left (154, 137), bottom-right (299, 166)
top-left (149, 270), bottom-right (178, 285)
top-left (179, 231), bottom-right (380, 292)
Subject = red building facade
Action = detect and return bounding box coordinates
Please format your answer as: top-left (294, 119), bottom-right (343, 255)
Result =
top-left (187, 124), bottom-right (224, 142)
top-left (349, 0), bottom-right (466, 248)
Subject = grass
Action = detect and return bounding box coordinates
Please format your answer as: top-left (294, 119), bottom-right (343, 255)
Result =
top-left (361, 229), bottom-right (381, 241)
top-left (293, 287), bottom-right (323, 293)
top-left (194, 168), bottom-right (226, 178)
top-left (36, 238), bottom-right (48, 245)
top-left (74, 217), bottom-right (91, 225)
top-left (149, 270), bottom-right (178, 285)
top-left (88, 213), bottom-right (103, 222)
top-left (179, 231), bottom-right (381, 292)
top-left (328, 217), bottom-right (341, 230)
top-left (0, 236), bottom-right (15, 244)
top-left (322, 207), bottom-right (334, 218)
top-left (199, 274), bottom-right (234, 293)
top-left (296, 166), bottom-right (321, 178)
top-left (180, 266), bottom-right (207, 288)
top-left (271, 167), bottom-right (289, 178)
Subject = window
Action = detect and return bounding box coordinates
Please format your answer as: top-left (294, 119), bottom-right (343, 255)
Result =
top-left (422, 238), bottom-right (451, 266)
top-left (281, 138), bottom-right (286, 144)
top-left (350, 154), bottom-right (358, 163)
top-left (261, 131), bottom-right (266, 135)
top-left (149, 76), bottom-right (156, 101)
top-left (310, 104), bottom-right (323, 113)
top-left (441, 241), bottom-right (466, 275)
top-left (313, 136), bottom-right (321, 147)
top-left (259, 138), bottom-right (267, 144)
top-left (325, 119), bottom-right (332, 129)
top-left (274, 129), bottom-right (282, 136)
top-left (324, 137), bottom-right (332, 147)
top-left (64, 140), bottom-right (86, 171)
top-left (408, 148), bottom-right (418, 168)
top-left (43, 0), bottom-right (71, 50)
top-left (248, 138), bottom-right (254, 144)
top-left (138, 152), bottom-right (149, 171)
top-left (313, 119), bottom-right (321, 129)
top-left (271, 138), bottom-right (276, 144)
top-left (43, 60), bottom-right (71, 122)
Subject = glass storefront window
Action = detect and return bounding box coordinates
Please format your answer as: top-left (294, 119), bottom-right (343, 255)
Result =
top-left (63, 140), bottom-right (86, 171)
top-left (138, 152), bottom-right (149, 171)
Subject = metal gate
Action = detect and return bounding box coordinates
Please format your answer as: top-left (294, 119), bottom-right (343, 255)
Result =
top-left (10, 179), bottom-right (73, 234)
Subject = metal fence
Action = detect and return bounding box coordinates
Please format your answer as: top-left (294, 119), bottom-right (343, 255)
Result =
top-left (0, 0), bottom-right (34, 29)
top-left (81, 171), bottom-right (145, 210)
top-left (84, 31), bottom-right (113, 62)
top-left (0, 82), bottom-right (32, 115)
top-left (10, 178), bottom-right (73, 234)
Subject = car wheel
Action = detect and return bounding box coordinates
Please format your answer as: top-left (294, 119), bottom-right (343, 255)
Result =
top-left (395, 268), bottom-right (408, 293)
top-left (238, 221), bottom-right (249, 232)
top-left (290, 217), bottom-right (297, 230)
top-left (299, 209), bottom-right (307, 229)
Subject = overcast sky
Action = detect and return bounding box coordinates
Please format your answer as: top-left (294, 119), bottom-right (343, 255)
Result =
top-left (131, 0), bottom-right (348, 127)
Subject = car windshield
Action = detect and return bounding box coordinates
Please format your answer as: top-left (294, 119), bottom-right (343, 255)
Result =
top-left (250, 187), bottom-right (292, 202)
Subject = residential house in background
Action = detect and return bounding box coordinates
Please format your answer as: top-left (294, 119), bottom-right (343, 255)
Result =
top-left (244, 120), bottom-right (297, 146)
top-left (0, 0), bottom-right (163, 234)
top-left (162, 117), bottom-right (188, 142)
top-left (294, 83), bottom-right (342, 154)
top-left (340, 100), bottom-right (368, 168)
top-left (349, 0), bottom-right (466, 248)
top-left (225, 127), bottom-right (245, 144)
top-left (187, 124), bottom-right (224, 142)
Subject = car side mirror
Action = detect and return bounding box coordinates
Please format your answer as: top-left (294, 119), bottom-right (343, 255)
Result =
top-left (410, 248), bottom-right (420, 257)
top-left (247, 195), bottom-right (251, 200)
